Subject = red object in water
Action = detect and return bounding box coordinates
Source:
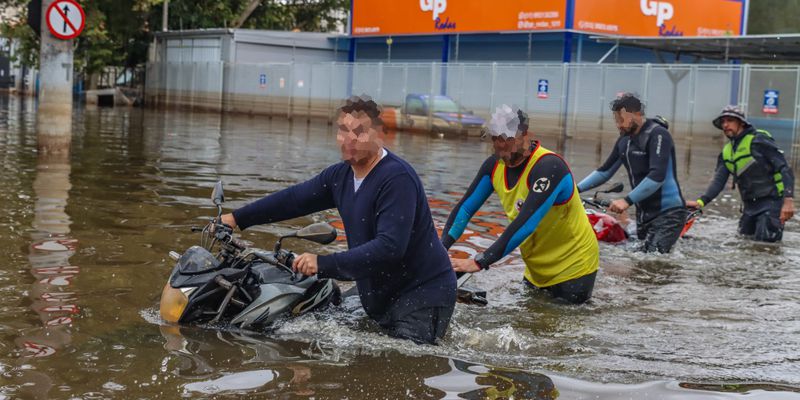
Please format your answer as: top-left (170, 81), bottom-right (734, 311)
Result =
top-left (587, 212), bottom-right (627, 243)
top-left (680, 216), bottom-right (697, 237)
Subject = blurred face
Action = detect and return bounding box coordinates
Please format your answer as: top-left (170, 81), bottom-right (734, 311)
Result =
top-left (491, 132), bottom-right (530, 167)
top-left (336, 111), bottom-right (384, 166)
top-left (613, 109), bottom-right (643, 136)
top-left (720, 116), bottom-right (745, 139)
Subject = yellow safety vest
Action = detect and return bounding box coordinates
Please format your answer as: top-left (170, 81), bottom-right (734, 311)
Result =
top-left (722, 129), bottom-right (784, 201)
top-left (491, 143), bottom-right (599, 287)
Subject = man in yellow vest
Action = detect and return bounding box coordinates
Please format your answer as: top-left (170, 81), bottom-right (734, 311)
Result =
top-left (442, 105), bottom-right (599, 304)
top-left (686, 105), bottom-right (795, 242)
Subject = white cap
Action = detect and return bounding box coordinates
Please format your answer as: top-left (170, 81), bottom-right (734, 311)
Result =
top-left (486, 104), bottom-right (525, 138)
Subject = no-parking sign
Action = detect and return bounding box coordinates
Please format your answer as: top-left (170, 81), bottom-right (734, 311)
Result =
top-left (46, 0), bottom-right (85, 40)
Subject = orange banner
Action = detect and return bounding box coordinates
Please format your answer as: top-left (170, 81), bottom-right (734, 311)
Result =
top-left (573, 0), bottom-right (744, 37)
top-left (352, 0), bottom-right (567, 36)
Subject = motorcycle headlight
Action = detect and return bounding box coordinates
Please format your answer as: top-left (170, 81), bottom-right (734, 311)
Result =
top-left (159, 283), bottom-right (190, 323)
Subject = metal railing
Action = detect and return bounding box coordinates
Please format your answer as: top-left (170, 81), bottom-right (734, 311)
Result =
top-left (145, 61), bottom-right (800, 166)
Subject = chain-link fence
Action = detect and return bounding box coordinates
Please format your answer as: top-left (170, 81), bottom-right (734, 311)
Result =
top-left (145, 62), bottom-right (800, 166)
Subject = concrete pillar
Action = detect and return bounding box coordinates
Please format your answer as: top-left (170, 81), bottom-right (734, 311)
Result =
top-left (37, 0), bottom-right (74, 155)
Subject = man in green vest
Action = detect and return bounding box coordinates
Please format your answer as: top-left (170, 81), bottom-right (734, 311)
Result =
top-left (686, 105), bottom-right (795, 242)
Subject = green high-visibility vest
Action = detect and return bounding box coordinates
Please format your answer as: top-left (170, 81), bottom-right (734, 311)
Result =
top-left (722, 129), bottom-right (784, 200)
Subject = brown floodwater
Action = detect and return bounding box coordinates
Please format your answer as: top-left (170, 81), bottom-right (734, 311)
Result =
top-left (1, 94), bottom-right (799, 399)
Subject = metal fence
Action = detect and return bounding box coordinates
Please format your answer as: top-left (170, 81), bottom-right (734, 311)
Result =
top-left (145, 62), bottom-right (800, 165)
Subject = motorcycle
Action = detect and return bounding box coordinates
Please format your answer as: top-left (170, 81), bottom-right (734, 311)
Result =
top-left (581, 182), bottom-right (701, 242)
top-left (159, 181), bottom-right (342, 330)
top-left (581, 182), bottom-right (629, 243)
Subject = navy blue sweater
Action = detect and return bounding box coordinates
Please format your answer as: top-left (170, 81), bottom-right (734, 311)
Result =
top-left (232, 150), bottom-right (456, 323)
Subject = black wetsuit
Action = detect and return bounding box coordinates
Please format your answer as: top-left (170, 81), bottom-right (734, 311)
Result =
top-left (578, 118), bottom-right (687, 253)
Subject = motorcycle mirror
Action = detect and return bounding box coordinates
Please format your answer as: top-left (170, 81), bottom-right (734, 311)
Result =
top-left (211, 181), bottom-right (225, 206)
top-left (605, 182), bottom-right (624, 193)
top-left (295, 223), bottom-right (337, 245)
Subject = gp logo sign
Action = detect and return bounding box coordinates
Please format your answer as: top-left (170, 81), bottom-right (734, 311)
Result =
top-left (640, 0), bottom-right (674, 27)
top-left (420, 0), bottom-right (446, 20)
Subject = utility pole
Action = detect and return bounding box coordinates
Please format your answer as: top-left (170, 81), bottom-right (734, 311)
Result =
top-left (37, 0), bottom-right (75, 154)
top-left (162, 0), bottom-right (169, 31)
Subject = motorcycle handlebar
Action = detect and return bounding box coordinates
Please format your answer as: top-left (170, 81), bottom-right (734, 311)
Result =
top-left (581, 197), bottom-right (611, 208)
top-left (213, 274), bottom-right (233, 289)
top-left (210, 222), bottom-right (245, 248)
top-left (229, 237), bottom-right (247, 250)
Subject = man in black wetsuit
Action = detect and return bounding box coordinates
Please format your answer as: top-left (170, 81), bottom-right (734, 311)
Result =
top-left (686, 105), bottom-right (795, 242)
top-left (577, 93), bottom-right (687, 253)
top-left (441, 105), bottom-right (599, 304)
top-left (219, 96), bottom-right (456, 344)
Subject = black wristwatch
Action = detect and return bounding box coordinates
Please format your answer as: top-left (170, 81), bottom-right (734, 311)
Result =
top-left (474, 253), bottom-right (490, 271)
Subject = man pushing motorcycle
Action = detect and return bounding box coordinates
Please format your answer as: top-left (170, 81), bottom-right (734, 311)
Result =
top-left (220, 95), bottom-right (456, 345)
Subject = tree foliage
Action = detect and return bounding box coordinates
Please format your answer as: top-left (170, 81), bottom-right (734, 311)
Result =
top-left (1, 0), bottom-right (348, 72)
top-left (0, 10), bottom-right (39, 67)
top-left (747, 0), bottom-right (800, 34)
top-left (4, 0), bottom-right (795, 72)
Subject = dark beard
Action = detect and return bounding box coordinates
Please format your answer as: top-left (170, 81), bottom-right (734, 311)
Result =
top-left (621, 121), bottom-right (640, 136)
top-left (506, 150), bottom-right (526, 167)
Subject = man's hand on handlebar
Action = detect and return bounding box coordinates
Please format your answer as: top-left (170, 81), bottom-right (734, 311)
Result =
top-left (451, 257), bottom-right (481, 273)
top-left (293, 253), bottom-right (319, 276)
top-left (220, 213), bottom-right (238, 230)
top-left (209, 214), bottom-right (235, 234)
top-left (685, 200), bottom-right (702, 210)
top-left (608, 199), bottom-right (630, 213)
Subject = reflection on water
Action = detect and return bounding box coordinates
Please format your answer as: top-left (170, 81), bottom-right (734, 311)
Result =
top-left (160, 325), bottom-right (559, 399)
top-left (12, 151), bottom-right (77, 399)
top-left (0, 96), bottom-right (799, 398)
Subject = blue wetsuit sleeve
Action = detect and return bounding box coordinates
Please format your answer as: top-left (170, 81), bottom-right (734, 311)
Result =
top-left (577, 140), bottom-right (622, 192)
top-left (624, 128), bottom-right (672, 204)
top-left (752, 138), bottom-right (795, 198)
top-left (317, 173), bottom-right (417, 281)
top-left (699, 154), bottom-right (730, 205)
top-left (475, 154), bottom-right (573, 268)
top-left (232, 166), bottom-right (336, 230)
top-left (577, 166), bottom-right (619, 193)
top-left (441, 156), bottom-right (496, 249)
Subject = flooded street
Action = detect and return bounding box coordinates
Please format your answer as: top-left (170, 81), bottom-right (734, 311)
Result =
top-left (1, 94), bottom-right (800, 399)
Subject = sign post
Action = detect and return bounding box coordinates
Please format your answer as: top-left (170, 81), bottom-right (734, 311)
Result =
top-left (537, 79), bottom-right (549, 99)
top-left (45, 0), bottom-right (85, 40)
top-left (38, 0), bottom-right (84, 155)
top-left (763, 89), bottom-right (779, 115)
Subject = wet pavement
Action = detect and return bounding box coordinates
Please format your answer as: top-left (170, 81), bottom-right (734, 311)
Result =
top-left (1, 94), bottom-right (799, 399)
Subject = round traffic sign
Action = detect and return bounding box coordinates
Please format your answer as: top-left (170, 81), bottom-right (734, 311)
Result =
top-left (45, 0), bottom-right (85, 40)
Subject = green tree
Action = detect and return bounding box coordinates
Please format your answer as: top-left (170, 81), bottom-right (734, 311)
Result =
top-left (0, 11), bottom-right (38, 68)
top-left (1, 0), bottom-right (348, 72)
top-left (747, 0), bottom-right (800, 34)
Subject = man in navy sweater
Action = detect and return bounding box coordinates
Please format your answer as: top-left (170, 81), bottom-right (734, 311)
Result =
top-left (220, 96), bottom-right (456, 345)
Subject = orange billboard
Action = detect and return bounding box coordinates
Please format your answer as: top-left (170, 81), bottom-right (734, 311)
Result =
top-left (351, 0), bottom-right (567, 36)
top-left (573, 0), bottom-right (744, 36)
